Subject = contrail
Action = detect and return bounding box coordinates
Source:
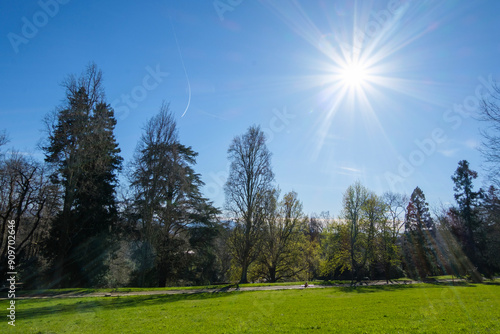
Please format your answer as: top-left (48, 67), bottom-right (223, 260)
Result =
top-left (169, 14), bottom-right (192, 118)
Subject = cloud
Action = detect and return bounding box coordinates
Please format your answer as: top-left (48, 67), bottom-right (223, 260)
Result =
top-left (437, 148), bottom-right (459, 157)
top-left (464, 139), bottom-right (480, 149)
top-left (336, 166), bottom-right (363, 176)
top-left (340, 166), bottom-right (362, 173)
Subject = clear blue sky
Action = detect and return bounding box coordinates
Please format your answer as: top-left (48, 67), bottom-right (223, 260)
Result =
top-left (1, 0), bottom-right (499, 216)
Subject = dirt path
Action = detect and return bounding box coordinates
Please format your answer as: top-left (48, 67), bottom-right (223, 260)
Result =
top-left (10, 280), bottom-right (424, 300)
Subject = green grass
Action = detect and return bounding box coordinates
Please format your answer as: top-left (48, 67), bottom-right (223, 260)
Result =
top-left (5, 283), bottom-right (499, 333)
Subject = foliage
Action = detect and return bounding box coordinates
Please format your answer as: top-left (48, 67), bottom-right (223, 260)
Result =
top-left (320, 220), bottom-right (351, 278)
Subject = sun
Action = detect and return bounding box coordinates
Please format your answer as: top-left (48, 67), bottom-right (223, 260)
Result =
top-left (340, 62), bottom-right (368, 87)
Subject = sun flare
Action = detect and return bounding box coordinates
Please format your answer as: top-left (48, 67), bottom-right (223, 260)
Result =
top-left (340, 62), bottom-right (368, 87)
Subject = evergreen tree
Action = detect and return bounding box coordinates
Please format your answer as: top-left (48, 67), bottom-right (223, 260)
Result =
top-left (43, 63), bottom-right (122, 287)
top-left (448, 160), bottom-right (486, 280)
top-left (128, 103), bottom-right (219, 286)
top-left (403, 187), bottom-right (437, 279)
top-left (450, 161), bottom-right (482, 264)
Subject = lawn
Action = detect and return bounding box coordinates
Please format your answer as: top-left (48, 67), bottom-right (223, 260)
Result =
top-left (4, 283), bottom-right (499, 333)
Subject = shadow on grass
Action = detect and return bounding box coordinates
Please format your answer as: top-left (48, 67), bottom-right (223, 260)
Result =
top-left (426, 281), bottom-right (474, 287)
top-left (482, 281), bottom-right (500, 286)
top-left (18, 288), bottom-right (99, 298)
top-left (336, 281), bottom-right (476, 293)
top-left (18, 285), bottom-right (229, 298)
top-left (318, 280), bottom-right (351, 286)
top-left (18, 291), bottom-right (237, 321)
top-left (337, 284), bottom-right (418, 294)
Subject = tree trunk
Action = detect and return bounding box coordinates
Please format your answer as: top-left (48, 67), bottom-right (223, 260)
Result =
top-left (269, 265), bottom-right (276, 283)
top-left (240, 261), bottom-right (249, 284)
top-left (158, 272), bottom-right (167, 287)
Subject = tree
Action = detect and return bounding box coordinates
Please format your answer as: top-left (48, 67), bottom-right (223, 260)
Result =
top-left (376, 213), bottom-right (401, 283)
top-left (0, 130), bottom-right (7, 150)
top-left (403, 187), bottom-right (437, 280)
top-left (379, 192), bottom-right (408, 282)
top-left (303, 213), bottom-right (325, 281)
top-left (128, 103), bottom-right (219, 286)
top-left (0, 152), bottom-right (60, 288)
top-left (224, 125), bottom-right (274, 283)
top-left (480, 186), bottom-right (500, 275)
top-left (43, 63), bottom-right (122, 287)
top-left (383, 192), bottom-right (408, 237)
top-left (434, 210), bottom-right (474, 279)
top-left (257, 190), bottom-right (307, 282)
top-left (479, 84), bottom-right (500, 187)
top-left (320, 219), bottom-right (351, 280)
top-left (449, 160), bottom-right (483, 277)
top-left (362, 193), bottom-right (388, 280)
top-left (340, 181), bottom-right (370, 285)
top-left (321, 187), bottom-right (403, 283)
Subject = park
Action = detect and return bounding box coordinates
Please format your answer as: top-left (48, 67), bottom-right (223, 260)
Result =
top-left (2, 1), bottom-right (500, 332)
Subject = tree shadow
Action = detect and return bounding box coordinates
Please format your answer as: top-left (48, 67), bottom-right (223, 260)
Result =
top-left (336, 281), bottom-right (476, 293)
top-left (482, 281), bottom-right (500, 286)
top-left (18, 288), bottom-right (99, 298)
top-left (425, 281), bottom-right (474, 287)
top-left (19, 291), bottom-right (236, 321)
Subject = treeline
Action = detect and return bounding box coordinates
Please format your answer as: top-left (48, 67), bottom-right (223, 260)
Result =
top-left (0, 63), bottom-right (499, 288)
top-left (321, 175), bottom-right (499, 284)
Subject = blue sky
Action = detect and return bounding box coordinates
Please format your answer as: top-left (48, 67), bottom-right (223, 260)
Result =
top-left (1, 0), bottom-right (499, 216)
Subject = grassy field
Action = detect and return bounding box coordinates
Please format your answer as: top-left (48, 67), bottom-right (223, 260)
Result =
top-left (4, 283), bottom-right (499, 333)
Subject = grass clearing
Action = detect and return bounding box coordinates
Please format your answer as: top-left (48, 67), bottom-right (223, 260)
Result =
top-left (4, 283), bottom-right (499, 333)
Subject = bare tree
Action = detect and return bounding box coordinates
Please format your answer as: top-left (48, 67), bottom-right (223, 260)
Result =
top-left (383, 192), bottom-right (408, 238)
top-left (378, 192), bottom-right (408, 282)
top-left (0, 152), bottom-right (60, 287)
top-left (0, 130), bottom-right (8, 149)
top-left (224, 125), bottom-right (274, 283)
top-left (479, 84), bottom-right (500, 187)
